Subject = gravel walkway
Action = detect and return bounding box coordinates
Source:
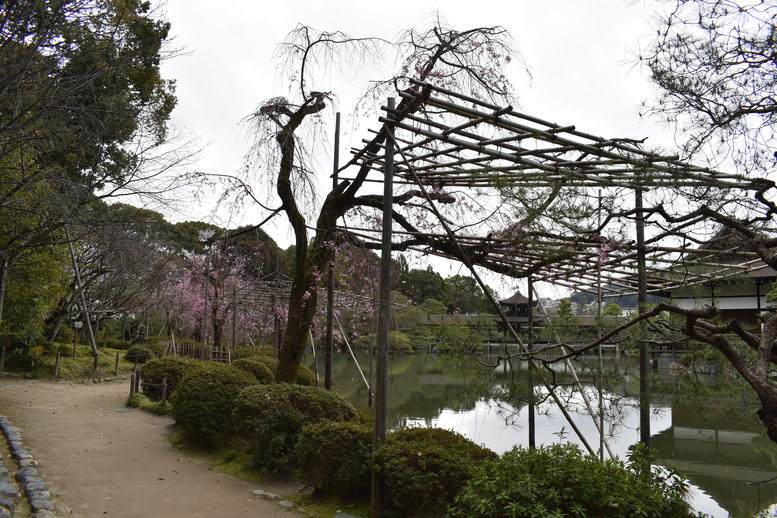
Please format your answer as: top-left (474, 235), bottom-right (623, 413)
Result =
top-left (0, 378), bottom-right (297, 518)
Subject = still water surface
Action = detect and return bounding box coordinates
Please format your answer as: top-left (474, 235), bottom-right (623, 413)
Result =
top-left (311, 352), bottom-right (777, 518)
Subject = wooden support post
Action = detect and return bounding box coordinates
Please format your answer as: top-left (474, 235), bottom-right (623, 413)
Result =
top-left (635, 182), bottom-right (651, 448)
top-left (161, 377), bottom-right (168, 405)
top-left (371, 97), bottom-right (395, 518)
top-left (66, 229), bottom-right (99, 361)
top-left (0, 346), bottom-right (5, 371)
top-left (201, 248), bottom-right (211, 360)
top-left (130, 374), bottom-right (136, 396)
top-left (527, 276), bottom-right (535, 449)
top-left (114, 352), bottom-right (119, 376)
top-left (134, 371), bottom-right (141, 394)
top-left (54, 352), bottom-right (61, 377)
top-left (325, 112), bottom-right (341, 391)
top-left (231, 286), bottom-right (238, 350)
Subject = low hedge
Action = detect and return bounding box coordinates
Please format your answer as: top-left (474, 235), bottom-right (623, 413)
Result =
top-left (124, 342), bottom-right (165, 364)
top-left (249, 355), bottom-right (316, 386)
top-left (294, 421), bottom-right (372, 496)
top-left (374, 427), bottom-right (496, 518)
top-left (233, 383), bottom-right (358, 471)
top-left (232, 358), bottom-right (275, 384)
top-left (140, 357), bottom-right (200, 400)
top-left (170, 363), bottom-right (258, 446)
top-left (447, 444), bottom-right (694, 518)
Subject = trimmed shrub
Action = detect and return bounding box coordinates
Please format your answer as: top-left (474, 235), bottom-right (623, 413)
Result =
top-left (295, 364), bottom-right (316, 386)
top-left (123, 342), bottom-right (165, 364)
top-left (447, 444), bottom-right (694, 518)
top-left (232, 346), bottom-right (274, 359)
top-left (170, 363), bottom-right (258, 446)
top-left (390, 427), bottom-right (496, 462)
top-left (232, 358), bottom-right (275, 384)
top-left (374, 427), bottom-right (496, 518)
top-left (294, 421), bottom-right (372, 496)
top-left (103, 338), bottom-right (132, 350)
top-left (250, 355), bottom-right (316, 386)
top-left (234, 384), bottom-right (358, 471)
top-left (140, 357), bottom-right (200, 400)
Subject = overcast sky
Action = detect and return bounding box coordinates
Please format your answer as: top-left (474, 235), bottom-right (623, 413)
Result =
top-left (158, 0), bottom-right (678, 249)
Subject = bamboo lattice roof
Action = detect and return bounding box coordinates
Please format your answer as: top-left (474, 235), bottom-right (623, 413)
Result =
top-left (338, 81), bottom-right (772, 297)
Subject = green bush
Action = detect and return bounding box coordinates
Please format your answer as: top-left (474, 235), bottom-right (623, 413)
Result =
top-left (170, 363), bottom-right (258, 446)
top-left (389, 331), bottom-right (413, 353)
top-left (447, 444), bottom-right (694, 518)
top-left (0, 333), bottom-right (26, 349)
top-left (249, 355), bottom-right (316, 386)
top-left (104, 338), bottom-right (132, 350)
top-left (140, 357), bottom-right (200, 400)
top-left (374, 427), bottom-right (497, 518)
top-left (232, 358), bottom-right (275, 384)
top-left (233, 383), bottom-right (358, 471)
top-left (295, 421), bottom-right (372, 496)
top-left (232, 346), bottom-right (274, 359)
top-left (124, 342), bottom-right (165, 364)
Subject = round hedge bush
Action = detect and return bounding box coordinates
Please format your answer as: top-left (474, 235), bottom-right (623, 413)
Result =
top-left (232, 358), bottom-right (275, 384)
top-left (447, 444), bottom-right (694, 518)
top-left (233, 383), bottom-right (358, 471)
top-left (374, 427), bottom-right (497, 518)
top-left (294, 421), bottom-right (372, 496)
top-left (170, 363), bottom-right (258, 445)
top-left (140, 357), bottom-right (200, 401)
top-left (249, 355), bottom-right (316, 386)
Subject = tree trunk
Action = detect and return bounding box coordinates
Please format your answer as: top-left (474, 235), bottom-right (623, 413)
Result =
top-left (757, 400), bottom-right (777, 444)
top-left (276, 262), bottom-right (318, 382)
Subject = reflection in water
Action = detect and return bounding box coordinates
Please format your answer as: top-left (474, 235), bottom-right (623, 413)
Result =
top-left (315, 352), bottom-right (777, 518)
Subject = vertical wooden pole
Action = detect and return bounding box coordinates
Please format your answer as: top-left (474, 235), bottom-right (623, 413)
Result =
top-left (201, 249), bottom-right (211, 359)
top-left (231, 286), bottom-right (238, 349)
top-left (66, 229), bottom-right (98, 359)
top-left (114, 351), bottom-right (119, 376)
top-left (527, 276), bottom-right (535, 449)
top-left (161, 377), bottom-right (168, 405)
top-left (597, 189), bottom-right (605, 460)
top-left (130, 374), bottom-right (136, 396)
top-left (325, 112), bottom-right (341, 391)
top-left (0, 346), bottom-right (5, 371)
top-left (635, 181), bottom-right (651, 447)
top-left (0, 257), bottom-right (7, 330)
top-left (371, 97), bottom-right (395, 518)
top-left (54, 352), bottom-right (61, 377)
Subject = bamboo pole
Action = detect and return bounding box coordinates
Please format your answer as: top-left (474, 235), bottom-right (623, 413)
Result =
top-left (325, 112), bottom-right (340, 391)
top-left (371, 97), bottom-right (395, 518)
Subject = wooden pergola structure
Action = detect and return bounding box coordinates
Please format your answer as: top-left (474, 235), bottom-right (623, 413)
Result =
top-left (340, 80), bottom-right (766, 299)
top-left (332, 82), bottom-right (770, 513)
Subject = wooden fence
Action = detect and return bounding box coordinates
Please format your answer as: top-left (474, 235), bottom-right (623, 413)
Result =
top-left (165, 341), bottom-right (231, 364)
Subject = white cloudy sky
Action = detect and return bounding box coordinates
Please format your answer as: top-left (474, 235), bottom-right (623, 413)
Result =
top-left (158, 0), bottom-right (679, 251)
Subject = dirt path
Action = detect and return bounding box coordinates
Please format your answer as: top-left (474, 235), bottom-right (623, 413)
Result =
top-left (0, 378), bottom-right (296, 518)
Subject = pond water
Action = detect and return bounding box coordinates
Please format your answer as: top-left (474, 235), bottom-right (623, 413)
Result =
top-left (309, 351), bottom-right (777, 518)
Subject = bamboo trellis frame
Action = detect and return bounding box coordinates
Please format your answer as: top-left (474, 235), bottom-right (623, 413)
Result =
top-left (339, 80), bottom-right (774, 296)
